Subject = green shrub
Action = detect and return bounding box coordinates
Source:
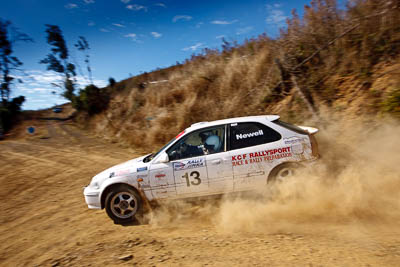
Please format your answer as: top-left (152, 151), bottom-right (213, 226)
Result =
top-left (75, 85), bottom-right (109, 115)
top-left (0, 96), bottom-right (25, 133)
top-left (108, 77), bottom-right (116, 87)
top-left (381, 88), bottom-right (400, 116)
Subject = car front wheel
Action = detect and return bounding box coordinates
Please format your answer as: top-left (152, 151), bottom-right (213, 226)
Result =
top-left (105, 185), bottom-right (142, 225)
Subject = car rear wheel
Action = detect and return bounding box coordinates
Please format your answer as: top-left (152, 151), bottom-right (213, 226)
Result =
top-left (105, 185), bottom-right (142, 225)
top-left (268, 163), bottom-right (299, 184)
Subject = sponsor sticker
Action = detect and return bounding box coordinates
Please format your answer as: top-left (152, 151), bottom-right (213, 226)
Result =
top-left (137, 167), bottom-right (148, 172)
top-left (173, 158), bottom-right (205, 171)
top-left (155, 172), bottom-right (166, 179)
top-left (115, 169), bottom-right (130, 176)
top-left (232, 147), bottom-right (293, 166)
top-left (110, 169), bottom-right (132, 178)
top-left (173, 162), bottom-right (185, 170)
top-left (284, 137), bottom-right (306, 144)
top-left (236, 130), bottom-right (263, 140)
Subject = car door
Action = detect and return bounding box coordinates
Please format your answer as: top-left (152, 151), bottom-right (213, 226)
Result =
top-left (166, 129), bottom-right (210, 196)
top-left (228, 122), bottom-right (282, 191)
top-left (172, 156), bottom-right (208, 195)
top-left (204, 125), bottom-right (233, 193)
top-left (166, 125), bottom-right (233, 196)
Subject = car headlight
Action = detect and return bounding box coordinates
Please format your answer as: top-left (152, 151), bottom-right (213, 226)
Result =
top-left (90, 180), bottom-right (99, 189)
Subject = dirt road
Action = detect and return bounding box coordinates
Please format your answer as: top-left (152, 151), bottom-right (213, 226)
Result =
top-left (0, 119), bottom-right (399, 266)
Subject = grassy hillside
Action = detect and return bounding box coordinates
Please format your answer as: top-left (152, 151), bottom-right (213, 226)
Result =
top-left (78, 0), bottom-right (400, 151)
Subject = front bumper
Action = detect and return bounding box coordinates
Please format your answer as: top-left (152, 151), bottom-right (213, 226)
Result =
top-left (83, 186), bottom-right (101, 209)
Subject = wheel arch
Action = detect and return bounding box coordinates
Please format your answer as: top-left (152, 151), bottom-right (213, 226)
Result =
top-left (267, 161), bottom-right (302, 183)
top-left (100, 183), bottom-right (141, 209)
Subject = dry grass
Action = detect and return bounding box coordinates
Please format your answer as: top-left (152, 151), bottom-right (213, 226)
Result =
top-left (87, 51), bottom-right (400, 152)
top-left (88, 46), bottom-right (314, 151)
top-left (85, 50), bottom-right (273, 150)
top-left (81, 0), bottom-right (400, 152)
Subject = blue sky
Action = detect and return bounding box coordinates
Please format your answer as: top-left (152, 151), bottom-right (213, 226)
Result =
top-left (2, 0), bottom-right (313, 110)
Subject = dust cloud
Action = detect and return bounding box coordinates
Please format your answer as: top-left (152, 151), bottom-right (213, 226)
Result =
top-left (148, 117), bottom-right (400, 235)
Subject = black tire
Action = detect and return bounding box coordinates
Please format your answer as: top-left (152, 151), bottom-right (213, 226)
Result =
top-left (268, 163), bottom-right (300, 184)
top-left (105, 185), bottom-right (142, 225)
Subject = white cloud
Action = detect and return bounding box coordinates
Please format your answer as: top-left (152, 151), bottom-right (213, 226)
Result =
top-left (216, 35), bottom-right (225, 39)
top-left (266, 9), bottom-right (286, 24)
top-left (83, 0), bottom-right (95, 4)
top-left (88, 21), bottom-right (95, 26)
top-left (28, 99), bottom-right (47, 103)
top-left (65, 3), bottom-right (78, 9)
top-left (75, 76), bottom-right (108, 88)
top-left (155, 3), bottom-right (166, 8)
top-left (266, 4), bottom-right (287, 25)
top-left (112, 23), bottom-right (125, 28)
top-left (32, 87), bottom-right (51, 93)
top-left (126, 4), bottom-right (147, 11)
top-left (13, 70), bottom-right (108, 110)
top-left (30, 71), bottom-right (64, 84)
top-left (26, 70), bottom-right (107, 89)
top-left (196, 22), bottom-right (204, 28)
top-left (22, 96), bottom-right (67, 110)
top-left (151, 32), bottom-right (162, 38)
top-left (121, 0), bottom-right (131, 3)
top-left (236, 26), bottom-right (254, 35)
top-left (182, 43), bottom-right (204, 52)
top-left (19, 87), bottom-right (35, 94)
top-left (172, 15), bottom-right (192, 23)
top-left (211, 19), bottom-right (238, 25)
top-left (100, 28), bottom-right (110, 32)
top-left (124, 33), bottom-right (137, 41)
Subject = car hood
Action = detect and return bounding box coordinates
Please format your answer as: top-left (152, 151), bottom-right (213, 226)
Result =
top-left (91, 154), bottom-right (151, 184)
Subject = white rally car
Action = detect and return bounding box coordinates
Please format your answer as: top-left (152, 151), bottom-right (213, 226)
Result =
top-left (84, 115), bottom-right (319, 224)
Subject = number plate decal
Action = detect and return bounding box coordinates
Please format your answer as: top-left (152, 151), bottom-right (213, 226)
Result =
top-left (173, 157), bottom-right (208, 194)
top-left (182, 171), bottom-right (202, 186)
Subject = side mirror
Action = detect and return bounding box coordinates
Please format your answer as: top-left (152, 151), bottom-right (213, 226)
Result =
top-left (156, 152), bottom-right (169, 163)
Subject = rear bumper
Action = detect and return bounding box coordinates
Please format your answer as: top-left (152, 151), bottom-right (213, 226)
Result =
top-left (83, 186), bottom-right (101, 209)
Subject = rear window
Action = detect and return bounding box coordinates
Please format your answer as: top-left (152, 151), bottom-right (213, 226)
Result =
top-left (273, 120), bottom-right (308, 135)
top-left (230, 122), bottom-right (281, 150)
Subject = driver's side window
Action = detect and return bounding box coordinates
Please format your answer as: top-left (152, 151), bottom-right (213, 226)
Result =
top-left (167, 126), bottom-right (225, 161)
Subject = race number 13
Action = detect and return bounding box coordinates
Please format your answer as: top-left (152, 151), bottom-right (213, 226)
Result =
top-left (182, 171), bottom-right (201, 186)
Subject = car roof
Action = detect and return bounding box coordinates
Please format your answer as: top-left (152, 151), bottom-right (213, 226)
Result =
top-left (187, 115), bottom-right (280, 131)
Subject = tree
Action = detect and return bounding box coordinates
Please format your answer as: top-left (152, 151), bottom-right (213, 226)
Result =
top-left (108, 77), bottom-right (116, 87)
top-left (0, 19), bottom-right (32, 103)
top-left (75, 36), bottom-right (93, 84)
top-left (40, 25), bottom-right (76, 101)
top-left (0, 19), bottom-right (31, 133)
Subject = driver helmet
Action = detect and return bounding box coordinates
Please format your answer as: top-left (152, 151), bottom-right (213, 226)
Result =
top-left (199, 131), bottom-right (213, 142)
top-left (204, 135), bottom-right (221, 152)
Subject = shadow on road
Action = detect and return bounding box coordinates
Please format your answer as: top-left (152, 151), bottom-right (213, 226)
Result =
top-left (38, 113), bottom-right (76, 121)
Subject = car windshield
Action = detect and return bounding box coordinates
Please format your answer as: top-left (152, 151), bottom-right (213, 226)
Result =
top-left (142, 136), bottom-right (177, 163)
